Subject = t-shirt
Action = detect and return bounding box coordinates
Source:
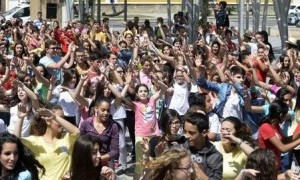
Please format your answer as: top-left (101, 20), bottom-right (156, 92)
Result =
top-left (18, 170), bottom-right (31, 180)
top-left (208, 112), bottom-right (220, 134)
top-left (212, 141), bottom-right (247, 180)
top-left (169, 82), bottom-right (190, 115)
top-left (222, 91), bottom-right (242, 120)
top-left (258, 123), bottom-right (282, 168)
top-left (7, 105), bottom-right (33, 137)
top-left (21, 133), bottom-right (79, 180)
top-left (133, 97), bottom-right (160, 137)
top-left (39, 55), bottom-right (63, 83)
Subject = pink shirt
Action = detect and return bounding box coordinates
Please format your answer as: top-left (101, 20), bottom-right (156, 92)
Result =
top-left (133, 97), bottom-right (160, 137)
top-left (139, 71), bottom-right (152, 88)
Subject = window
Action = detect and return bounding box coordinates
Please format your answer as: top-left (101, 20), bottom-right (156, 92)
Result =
top-left (13, 7), bottom-right (30, 18)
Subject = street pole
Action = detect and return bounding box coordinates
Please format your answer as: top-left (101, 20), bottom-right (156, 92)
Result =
top-left (124, 0), bottom-right (127, 22)
top-left (167, 0), bottom-right (171, 27)
top-left (239, 0), bottom-right (244, 38)
top-left (79, 0), bottom-right (84, 22)
top-left (246, 0), bottom-right (249, 30)
top-left (261, 0), bottom-right (268, 31)
top-left (97, 0), bottom-right (100, 22)
top-left (187, 0), bottom-right (194, 43)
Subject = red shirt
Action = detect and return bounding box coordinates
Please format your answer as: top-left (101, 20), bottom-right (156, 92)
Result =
top-left (294, 124), bottom-right (300, 135)
top-left (253, 58), bottom-right (267, 82)
top-left (258, 123), bottom-right (282, 168)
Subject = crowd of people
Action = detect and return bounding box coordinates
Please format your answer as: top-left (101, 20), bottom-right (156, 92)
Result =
top-left (0, 1), bottom-right (300, 179)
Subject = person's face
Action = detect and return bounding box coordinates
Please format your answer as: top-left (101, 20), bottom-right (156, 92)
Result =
top-left (33, 31), bottom-right (39, 39)
top-left (220, 120), bottom-right (236, 144)
top-left (172, 155), bottom-right (193, 180)
top-left (116, 67), bottom-right (125, 78)
top-left (184, 122), bottom-right (206, 149)
top-left (163, 46), bottom-right (171, 55)
top-left (103, 86), bottom-right (111, 97)
top-left (282, 93), bottom-right (292, 106)
top-left (38, 13), bottom-right (42, 18)
top-left (83, 42), bottom-right (90, 50)
top-left (134, 36), bottom-right (140, 44)
top-left (283, 57), bottom-right (290, 67)
top-left (255, 34), bottom-right (264, 42)
top-left (15, 44), bottom-right (23, 55)
top-left (92, 143), bottom-right (101, 167)
top-left (231, 73), bottom-right (244, 84)
top-left (36, 66), bottom-right (45, 77)
top-left (142, 61), bottom-right (151, 74)
top-left (49, 109), bottom-right (64, 133)
top-left (96, 101), bottom-right (110, 122)
top-left (17, 87), bottom-right (28, 101)
top-left (212, 44), bottom-right (219, 54)
top-left (136, 86), bottom-right (149, 101)
top-left (174, 42), bottom-right (181, 51)
top-left (109, 54), bottom-right (118, 65)
top-left (48, 45), bottom-right (58, 56)
top-left (125, 35), bottom-right (133, 43)
top-left (75, 52), bottom-right (85, 63)
top-left (0, 142), bottom-right (18, 172)
top-left (257, 48), bottom-right (264, 57)
top-left (68, 74), bottom-right (77, 89)
top-left (175, 71), bottom-right (184, 84)
top-left (23, 76), bottom-right (31, 87)
top-left (0, 30), bottom-right (5, 39)
top-left (204, 95), bottom-right (213, 113)
top-left (169, 118), bottom-right (181, 135)
top-left (280, 72), bottom-right (290, 85)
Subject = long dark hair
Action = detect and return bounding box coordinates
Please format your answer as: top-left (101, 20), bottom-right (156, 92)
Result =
top-left (245, 149), bottom-right (277, 180)
top-left (294, 87), bottom-right (300, 111)
top-left (70, 135), bottom-right (101, 180)
top-left (0, 133), bottom-right (45, 180)
top-left (260, 100), bottom-right (289, 126)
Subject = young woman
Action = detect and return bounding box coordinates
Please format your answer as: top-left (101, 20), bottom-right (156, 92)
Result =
top-left (148, 109), bottom-right (185, 158)
top-left (146, 148), bottom-right (196, 180)
top-left (0, 132), bottom-right (45, 180)
top-left (68, 135), bottom-right (116, 180)
top-left (79, 97), bottom-right (119, 167)
top-left (7, 80), bottom-right (40, 137)
top-left (213, 116), bottom-right (255, 179)
top-left (258, 100), bottom-right (300, 171)
top-left (14, 105), bottom-right (80, 180)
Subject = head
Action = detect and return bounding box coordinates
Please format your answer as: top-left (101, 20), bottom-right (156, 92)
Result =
top-left (175, 69), bottom-right (186, 84)
top-left (30, 105), bottom-right (64, 136)
top-left (275, 87), bottom-right (292, 106)
top-left (230, 66), bottom-right (245, 84)
top-left (161, 109), bottom-right (182, 137)
top-left (221, 116), bottom-right (252, 145)
top-left (45, 40), bottom-right (59, 57)
top-left (62, 69), bottom-right (79, 89)
top-left (13, 41), bottom-right (26, 57)
top-left (75, 48), bottom-right (86, 64)
top-left (263, 100), bottom-right (289, 125)
top-left (279, 55), bottom-right (290, 69)
top-left (184, 113), bottom-right (209, 150)
top-left (148, 148), bottom-right (195, 180)
top-left (108, 52), bottom-right (118, 66)
top-left (245, 149), bottom-right (277, 180)
top-left (135, 84), bottom-right (149, 102)
top-left (188, 93), bottom-right (213, 113)
top-left (140, 58), bottom-right (152, 74)
top-left (95, 97), bottom-right (111, 122)
top-left (211, 41), bottom-right (220, 55)
top-left (71, 135), bottom-right (101, 180)
top-left (255, 31), bottom-right (265, 43)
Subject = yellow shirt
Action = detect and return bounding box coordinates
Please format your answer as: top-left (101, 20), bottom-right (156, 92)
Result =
top-left (90, 31), bottom-right (107, 43)
top-left (212, 141), bottom-right (247, 180)
top-left (22, 133), bottom-right (79, 180)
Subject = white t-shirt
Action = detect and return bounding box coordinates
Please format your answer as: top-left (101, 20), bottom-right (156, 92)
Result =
top-left (222, 90), bottom-right (243, 120)
top-left (208, 112), bottom-right (220, 134)
top-left (8, 105), bottom-right (33, 137)
top-left (52, 85), bottom-right (78, 117)
top-left (110, 100), bottom-right (126, 120)
top-left (169, 82), bottom-right (190, 115)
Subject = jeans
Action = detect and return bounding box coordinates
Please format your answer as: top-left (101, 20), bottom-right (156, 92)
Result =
top-left (114, 118), bottom-right (127, 170)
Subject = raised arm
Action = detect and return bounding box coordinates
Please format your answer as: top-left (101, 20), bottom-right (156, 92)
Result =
top-left (151, 74), bottom-right (168, 101)
top-left (25, 58), bottom-right (50, 87)
top-left (17, 81), bottom-right (40, 110)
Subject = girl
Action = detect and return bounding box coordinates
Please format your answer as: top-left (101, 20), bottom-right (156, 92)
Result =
top-left (258, 100), bottom-right (300, 171)
top-left (68, 135), bottom-right (116, 180)
top-left (14, 105), bottom-right (80, 180)
top-left (0, 132), bottom-right (45, 180)
top-left (80, 97), bottom-right (119, 167)
top-left (124, 76), bottom-right (168, 179)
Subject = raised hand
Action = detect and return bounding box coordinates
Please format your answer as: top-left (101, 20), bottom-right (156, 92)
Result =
top-left (100, 166), bottom-right (115, 180)
top-left (37, 108), bottom-right (55, 120)
top-left (141, 138), bottom-right (150, 154)
top-left (17, 103), bottom-right (27, 119)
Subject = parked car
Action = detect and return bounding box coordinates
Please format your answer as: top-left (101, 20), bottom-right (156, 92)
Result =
top-left (1, 2), bottom-right (30, 23)
top-left (288, 13), bottom-right (300, 25)
top-left (289, 4), bottom-right (300, 15)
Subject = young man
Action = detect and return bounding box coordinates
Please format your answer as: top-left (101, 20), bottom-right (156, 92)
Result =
top-left (184, 113), bottom-right (223, 179)
top-left (197, 65), bottom-right (257, 135)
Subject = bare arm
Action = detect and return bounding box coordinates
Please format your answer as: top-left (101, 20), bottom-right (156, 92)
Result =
top-left (18, 81), bottom-right (40, 110)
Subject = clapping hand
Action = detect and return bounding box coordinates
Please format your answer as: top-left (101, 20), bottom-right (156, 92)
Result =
top-left (17, 103), bottom-right (27, 119)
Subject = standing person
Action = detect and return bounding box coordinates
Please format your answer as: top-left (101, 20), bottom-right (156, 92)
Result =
top-left (67, 135), bottom-right (116, 180)
top-left (0, 132), bottom-right (45, 180)
top-left (13, 105), bottom-right (80, 180)
top-left (214, 1), bottom-right (229, 29)
top-left (123, 79), bottom-right (168, 180)
top-left (80, 97), bottom-right (120, 167)
top-left (183, 112), bottom-right (223, 179)
top-left (258, 100), bottom-right (300, 171)
top-left (33, 12), bottom-right (43, 30)
top-left (214, 116), bottom-right (255, 179)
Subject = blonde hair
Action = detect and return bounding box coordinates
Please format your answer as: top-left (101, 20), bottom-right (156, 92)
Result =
top-left (146, 148), bottom-right (196, 180)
